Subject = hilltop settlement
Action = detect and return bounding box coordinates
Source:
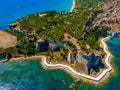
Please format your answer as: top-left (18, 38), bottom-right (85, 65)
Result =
top-left (0, 0), bottom-right (120, 81)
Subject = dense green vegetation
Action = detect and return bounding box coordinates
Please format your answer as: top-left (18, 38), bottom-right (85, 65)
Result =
top-left (7, 29), bottom-right (24, 41)
top-left (18, 12), bottom-right (85, 42)
top-left (85, 27), bottom-right (110, 50)
top-left (6, 30), bottom-right (36, 55)
top-left (17, 39), bottom-right (36, 55)
top-left (7, 0), bottom-right (108, 56)
top-left (17, 0), bottom-right (105, 49)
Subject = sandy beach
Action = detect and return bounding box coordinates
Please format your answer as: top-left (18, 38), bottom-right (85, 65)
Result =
top-left (38, 0), bottom-right (75, 18)
top-left (70, 0), bottom-right (76, 12)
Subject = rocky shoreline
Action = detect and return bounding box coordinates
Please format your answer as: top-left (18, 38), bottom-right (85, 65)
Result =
top-left (0, 36), bottom-right (114, 84)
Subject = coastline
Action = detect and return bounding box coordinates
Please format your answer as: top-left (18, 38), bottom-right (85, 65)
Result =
top-left (41, 36), bottom-right (113, 83)
top-left (70, 0), bottom-right (76, 12)
top-left (39, 0), bottom-right (75, 16)
top-left (0, 36), bottom-right (113, 83)
top-left (0, 37), bottom-right (113, 83)
top-left (0, 0), bottom-right (116, 85)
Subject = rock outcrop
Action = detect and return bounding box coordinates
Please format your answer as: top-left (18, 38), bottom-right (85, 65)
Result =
top-left (0, 31), bottom-right (17, 49)
top-left (0, 31), bottom-right (17, 59)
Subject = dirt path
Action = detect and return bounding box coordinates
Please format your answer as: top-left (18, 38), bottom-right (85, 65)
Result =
top-left (64, 33), bottom-right (80, 50)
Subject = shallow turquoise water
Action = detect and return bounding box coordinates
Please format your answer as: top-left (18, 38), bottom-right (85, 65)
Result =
top-left (0, 0), bottom-right (73, 30)
top-left (0, 37), bottom-right (120, 90)
top-left (0, 60), bottom-right (74, 90)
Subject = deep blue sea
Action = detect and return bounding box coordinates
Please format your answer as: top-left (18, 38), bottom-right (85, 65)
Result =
top-left (0, 0), bottom-right (73, 30)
